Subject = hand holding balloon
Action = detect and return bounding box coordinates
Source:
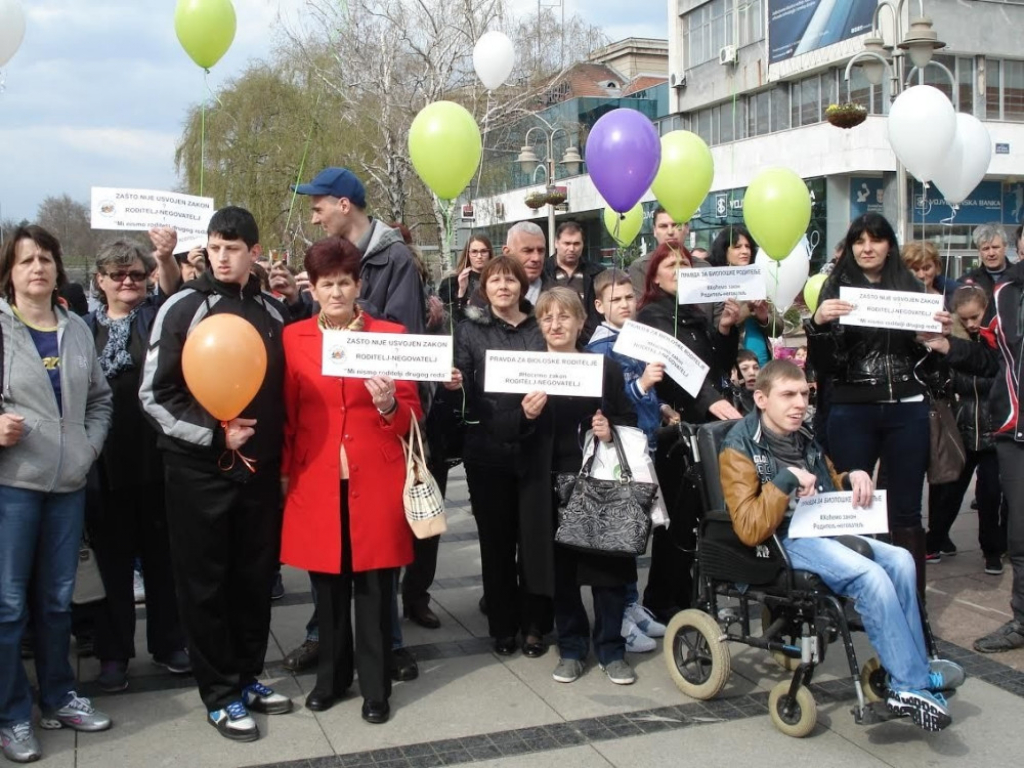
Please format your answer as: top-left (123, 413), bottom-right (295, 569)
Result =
top-left (223, 417), bottom-right (256, 450)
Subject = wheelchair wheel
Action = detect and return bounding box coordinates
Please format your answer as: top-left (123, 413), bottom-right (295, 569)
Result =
top-left (860, 657), bottom-right (889, 703)
top-left (760, 605), bottom-right (800, 671)
top-left (664, 609), bottom-right (731, 700)
top-left (768, 680), bottom-right (817, 738)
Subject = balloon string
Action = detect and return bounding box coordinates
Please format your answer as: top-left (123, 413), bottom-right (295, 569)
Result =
top-left (200, 80), bottom-right (206, 198)
top-left (218, 449), bottom-right (258, 474)
top-left (285, 89), bottom-right (322, 251)
top-left (472, 89), bottom-right (494, 203)
top-left (940, 204), bottom-right (958, 306)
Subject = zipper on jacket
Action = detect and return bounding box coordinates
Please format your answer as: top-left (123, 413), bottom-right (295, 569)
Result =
top-left (884, 331), bottom-right (894, 401)
top-left (973, 376), bottom-right (980, 452)
top-left (46, 320), bottom-right (68, 492)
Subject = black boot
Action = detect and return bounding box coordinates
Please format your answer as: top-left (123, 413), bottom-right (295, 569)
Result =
top-left (890, 525), bottom-right (927, 603)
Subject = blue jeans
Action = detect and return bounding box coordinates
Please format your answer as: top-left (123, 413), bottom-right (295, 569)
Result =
top-left (827, 401), bottom-right (930, 528)
top-left (782, 534), bottom-right (929, 691)
top-left (0, 486), bottom-right (85, 725)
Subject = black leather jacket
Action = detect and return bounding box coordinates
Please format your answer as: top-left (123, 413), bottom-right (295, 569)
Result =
top-left (805, 272), bottom-right (929, 403)
top-left (952, 352), bottom-right (995, 453)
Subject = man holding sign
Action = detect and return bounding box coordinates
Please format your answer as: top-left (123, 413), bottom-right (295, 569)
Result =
top-left (719, 360), bottom-right (962, 732)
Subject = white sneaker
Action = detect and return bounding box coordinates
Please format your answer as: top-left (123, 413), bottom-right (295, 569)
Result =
top-left (622, 617), bottom-right (657, 653)
top-left (133, 571), bottom-right (146, 604)
top-left (624, 603), bottom-right (666, 638)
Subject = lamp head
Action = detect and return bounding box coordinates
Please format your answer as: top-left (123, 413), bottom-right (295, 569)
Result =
top-left (861, 36), bottom-right (889, 86)
top-left (517, 145), bottom-right (539, 175)
top-left (898, 17), bottom-right (945, 69)
top-left (560, 146), bottom-right (582, 176)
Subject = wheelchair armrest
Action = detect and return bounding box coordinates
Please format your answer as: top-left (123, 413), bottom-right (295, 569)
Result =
top-left (770, 533), bottom-right (795, 593)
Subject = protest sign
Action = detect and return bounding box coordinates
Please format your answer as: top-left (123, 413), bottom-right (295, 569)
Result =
top-left (677, 265), bottom-right (767, 304)
top-left (484, 351), bottom-right (604, 397)
top-left (322, 331), bottom-right (453, 382)
top-left (788, 490), bottom-right (889, 539)
top-left (90, 187), bottom-right (214, 248)
top-left (839, 287), bottom-right (943, 333)
top-left (611, 320), bottom-right (709, 397)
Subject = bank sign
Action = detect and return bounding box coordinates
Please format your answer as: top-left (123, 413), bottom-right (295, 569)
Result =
top-left (850, 178), bottom-right (1012, 225)
top-left (769, 0), bottom-right (876, 63)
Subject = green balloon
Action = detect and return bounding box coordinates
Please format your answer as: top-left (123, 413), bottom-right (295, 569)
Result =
top-left (408, 101), bottom-right (482, 201)
top-left (743, 168), bottom-right (811, 261)
top-left (174, 0), bottom-right (237, 70)
top-left (650, 131), bottom-right (714, 224)
top-left (803, 274), bottom-right (828, 314)
top-left (603, 203), bottom-right (642, 247)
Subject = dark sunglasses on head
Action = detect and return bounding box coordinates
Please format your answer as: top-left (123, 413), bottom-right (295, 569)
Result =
top-left (103, 270), bottom-right (148, 283)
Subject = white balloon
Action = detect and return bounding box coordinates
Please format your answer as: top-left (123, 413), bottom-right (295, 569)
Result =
top-left (0, 0), bottom-right (25, 67)
top-left (931, 113), bottom-right (992, 205)
top-left (756, 237), bottom-right (810, 311)
top-left (473, 31), bottom-right (514, 91)
top-left (887, 85), bottom-right (957, 183)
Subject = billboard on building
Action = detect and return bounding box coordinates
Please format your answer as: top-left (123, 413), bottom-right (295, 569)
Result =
top-left (768, 0), bottom-right (876, 63)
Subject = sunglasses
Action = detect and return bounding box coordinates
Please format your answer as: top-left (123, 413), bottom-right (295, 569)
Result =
top-left (103, 270), bottom-right (148, 283)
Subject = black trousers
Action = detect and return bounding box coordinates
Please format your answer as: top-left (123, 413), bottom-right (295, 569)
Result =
top-left (465, 464), bottom-right (552, 640)
top-left (927, 449), bottom-right (1008, 557)
top-left (311, 568), bottom-right (394, 703)
top-left (996, 443), bottom-right (1024, 623)
top-left (88, 482), bottom-right (186, 662)
top-left (401, 460), bottom-right (448, 611)
top-left (643, 446), bottom-right (696, 614)
top-left (164, 463), bottom-right (282, 710)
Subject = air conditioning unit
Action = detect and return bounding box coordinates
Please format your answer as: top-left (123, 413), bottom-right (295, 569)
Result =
top-left (670, 70), bottom-right (686, 88)
top-left (719, 44), bottom-right (737, 65)
top-left (461, 203), bottom-right (475, 221)
top-left (494, 202), bottom-right (506, 218)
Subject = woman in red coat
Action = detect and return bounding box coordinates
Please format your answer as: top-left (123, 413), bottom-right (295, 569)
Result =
top-left (280, 236), bottom-right (421, 723)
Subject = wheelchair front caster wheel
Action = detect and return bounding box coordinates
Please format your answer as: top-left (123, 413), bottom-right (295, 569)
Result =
top-left (664, 609), bottom-right (731, 700)
top-left (860, 657), bottom-right (889, 704)
top-left (768, 681), bottom-right (817, 738)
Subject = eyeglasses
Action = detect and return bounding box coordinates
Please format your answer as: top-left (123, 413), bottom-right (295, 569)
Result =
top-left (103, 270), bottom-right (148, 283)
top-left (469, 248), bottom-right (491, 255)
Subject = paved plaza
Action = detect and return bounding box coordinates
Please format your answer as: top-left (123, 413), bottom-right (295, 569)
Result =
top-left (26, 467), bottom-right (1024, 767)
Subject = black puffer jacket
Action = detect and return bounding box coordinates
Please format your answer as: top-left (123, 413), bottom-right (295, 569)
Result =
top-left (805, 268), bottom-right (930, 403)
top-left (453, 302), bottom-right (545, 468)
top-left (635, 292), bottom-right (736, 422)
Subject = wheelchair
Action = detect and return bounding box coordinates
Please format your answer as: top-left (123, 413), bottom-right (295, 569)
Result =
top-left (658, 420), bottom-right (946, 737)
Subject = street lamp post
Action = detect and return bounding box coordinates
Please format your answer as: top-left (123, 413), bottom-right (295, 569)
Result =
top-left (844, 0), bottom-right (950, 243)
top-left (517, 117), bottom-right (582, 250)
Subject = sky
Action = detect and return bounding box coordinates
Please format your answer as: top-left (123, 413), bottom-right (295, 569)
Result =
top-left (0, 0), bottom-right (666, 223)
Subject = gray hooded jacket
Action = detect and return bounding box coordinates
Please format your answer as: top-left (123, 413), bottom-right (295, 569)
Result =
top-left (359, 220), bottom-right (426, 334)
top-left (0, 300), bottom-right (112, 492)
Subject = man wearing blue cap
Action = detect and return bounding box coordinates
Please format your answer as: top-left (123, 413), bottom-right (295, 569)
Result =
top-left (287, 167), bottom-right (425, 684)
top-left (292, 167), bottom-right (425, 334)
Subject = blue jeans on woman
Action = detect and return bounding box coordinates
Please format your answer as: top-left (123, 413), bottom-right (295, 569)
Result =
top-left (0, 487), bottom-right (85, 725)
top-left (782, 534), bottom-right (930, 691)
top-left (827, 401), bottom-right (930, 528)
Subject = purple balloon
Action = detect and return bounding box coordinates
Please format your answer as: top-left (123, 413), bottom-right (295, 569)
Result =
top-left (584, 108), bottom-right (661, 213)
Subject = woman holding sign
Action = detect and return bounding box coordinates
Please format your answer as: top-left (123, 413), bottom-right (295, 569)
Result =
top-left (499, 287), bottom-right (638, 685)
top-left (636, 240), bottom-right (743, 623)
top-left (805, 213), bottom-right (937, 598)
top-left (280, 237), bottom-right (421, 723)
top-left (447, 256), bottom-right (550, 658)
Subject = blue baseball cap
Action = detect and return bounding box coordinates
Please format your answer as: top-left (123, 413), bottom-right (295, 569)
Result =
top-left (292, 167), bottom-right (366, 207)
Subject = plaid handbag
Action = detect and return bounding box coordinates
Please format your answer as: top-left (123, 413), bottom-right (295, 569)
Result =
top-left (401, 417), bottom-right (448, 539)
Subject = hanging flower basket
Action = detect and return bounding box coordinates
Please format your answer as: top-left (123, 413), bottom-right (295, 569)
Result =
top-left (825, 103), bottom-right (868, 129)
top-left (525, 192), bottom-right (548, 209)
top-left (545, 190), bottom-right (567, 206)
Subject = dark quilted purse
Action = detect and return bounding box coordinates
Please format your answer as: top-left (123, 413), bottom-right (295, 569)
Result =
top-left (554, 427), bottom-right (659, 557)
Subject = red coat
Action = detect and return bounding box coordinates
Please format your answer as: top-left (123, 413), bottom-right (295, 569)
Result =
top-left (280, 314), bottom-right (421, 574)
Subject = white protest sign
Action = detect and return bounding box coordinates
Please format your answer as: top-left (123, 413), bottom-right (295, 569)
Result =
top-left (839, 287), bottom-right (943, 333)
top-left (611, 320), bottom-right (709, 397)
top-left (677, 265), bottom-right (767, 304)
top-left (484, 351), bottom-right (604, 397)
top-left (787, 490), bottom-right (889, 539)
top-left (90, 187), bottom-right (214, 245)
top-left (322, 331), bottom-right (453, 382)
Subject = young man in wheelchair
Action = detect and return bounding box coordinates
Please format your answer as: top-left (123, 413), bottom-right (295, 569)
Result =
top-left (719, 360), bottom-right (963, 732)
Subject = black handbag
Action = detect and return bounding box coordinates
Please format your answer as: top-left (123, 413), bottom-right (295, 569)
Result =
top-left (554, 427), bottom-right (659, 557)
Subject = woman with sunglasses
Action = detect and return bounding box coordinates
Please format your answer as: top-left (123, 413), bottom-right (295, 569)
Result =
top-left (85, 230), bottom-right (189, 694)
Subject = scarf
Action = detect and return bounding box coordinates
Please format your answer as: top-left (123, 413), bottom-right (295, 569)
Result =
top-left (96, 306), bottom-right (140, 379)
top-left (317, 306), bottom-right (364, 332)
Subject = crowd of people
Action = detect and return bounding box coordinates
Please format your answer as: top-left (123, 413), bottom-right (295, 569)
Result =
top-left (0, 163), bottom-right (1018, 760)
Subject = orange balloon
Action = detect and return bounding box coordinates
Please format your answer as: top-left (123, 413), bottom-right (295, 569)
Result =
top-left (182, 314), bottom-right (268, 421)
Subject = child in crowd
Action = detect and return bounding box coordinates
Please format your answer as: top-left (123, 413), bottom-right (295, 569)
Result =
top-left (730, 349), bottom-right (759, 415)
top-left (586, 269), bottom-right (676, 653)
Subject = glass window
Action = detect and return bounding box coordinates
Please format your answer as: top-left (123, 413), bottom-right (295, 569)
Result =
top-left (720, 101), bottom-right (736, 143)
top-left (922, 54), bottom-right (956, 102)
top-left (958, 57), bottom-right (974, 114)
top-left (697, 108), bottom-right (713, 143)
top-left (791, 82), bottom-right (801, 127)
top-left (820, 69), bottom-right (838, 115)
top-left (771, 86), bottom-right (790, 132)
top-left (847, 67), bottom-right (870, 109)
top-left (1005, 60), bottom-right (1024, 120)
top-left (755, 90), bottom-right (770, 135)
top-left (747, 93), bottom-right (758, 138)
top-left (738, 0), bottom-right (763, 46)
top-left (799, 76), bottom-right (820, 125)
top-left (711, 105), bottom-right (721, 144)
top-left (987, 59), bottom-right (1001, 119)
